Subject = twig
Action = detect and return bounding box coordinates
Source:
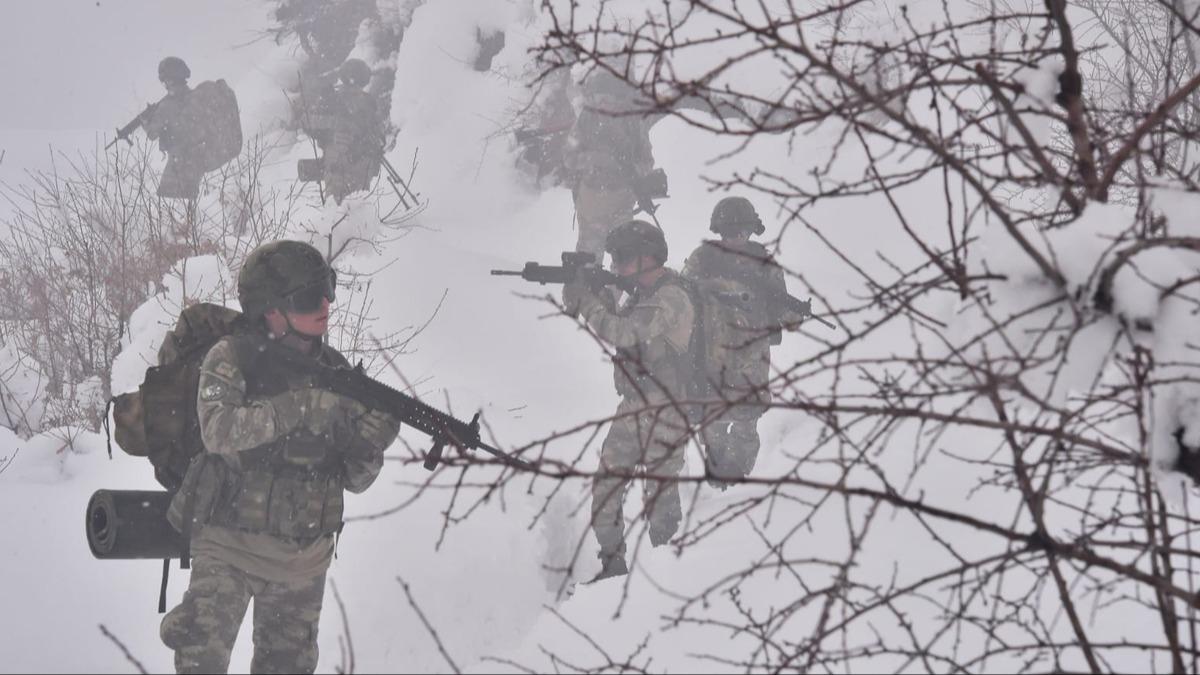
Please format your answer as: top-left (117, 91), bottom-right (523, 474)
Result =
top-left (330, 579), bottom-right (356, 674)
top-left (397, 575), bottom-right (461, 674)
top-left (98, 624), bottom-right (148, 674)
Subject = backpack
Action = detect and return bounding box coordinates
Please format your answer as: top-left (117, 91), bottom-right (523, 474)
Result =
top-left (180, 79), bottom-right (243, 173)
top-left (678, 274), bottom-right (776, 422)
top-left (110, 303), bottom-right (247, 490)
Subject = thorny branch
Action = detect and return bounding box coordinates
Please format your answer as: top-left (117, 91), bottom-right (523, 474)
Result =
top-left (351, 0), bottom-right (1200, 671)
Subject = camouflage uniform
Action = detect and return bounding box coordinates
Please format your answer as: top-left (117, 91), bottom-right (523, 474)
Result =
top-left (144, 86), bottom-right (205, 200)
top-left (683, 239), bottom-right (789, 481)
top-left (324, 84), bottom-right (382, 204)
top-left (564, 87), bottom-right (654, 255)
top-left (568, 268), bottom-right (695, 564)
top-left (161, 333), bottom-right (400, 674)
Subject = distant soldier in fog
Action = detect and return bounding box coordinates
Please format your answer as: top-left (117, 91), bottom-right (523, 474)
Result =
top-left (561, 220), bottom-right (696, 582)
top-left (563, 70), bottom-right (757, 255)
top-left (322, 58), bottom-right (384, 204)
top-left (115, 57), bottom-right (242, 200)
top-left (143, 57), bottom-right (204, 199)
top-left (564, 71), bottom-right (660, 255)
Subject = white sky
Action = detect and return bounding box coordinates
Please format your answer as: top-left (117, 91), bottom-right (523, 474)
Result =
top-left (0, 0), bottom-right (275, 199)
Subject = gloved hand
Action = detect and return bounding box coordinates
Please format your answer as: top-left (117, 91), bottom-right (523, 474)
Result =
top-left (270, 387), bottom-right (357, 437)
top-left (561, 278), bottom-right (591, 317)
top-left (348, 407), bottom-right (402, 453)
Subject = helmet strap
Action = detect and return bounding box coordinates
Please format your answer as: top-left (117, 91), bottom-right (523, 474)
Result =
top-left (266, 308), bottom-right (323, 352)
top-left (284, 312), bottom-right (323, 349)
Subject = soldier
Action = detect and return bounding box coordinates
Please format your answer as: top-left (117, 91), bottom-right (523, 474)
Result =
top-left (323, 58), bottom-right (384, 204)
top-left (563, 72), bottom-right (655, 256)
top-left (143, 57), bottom-right (204, 200)
top-left (562, 70), bottom-right (757, 256)
top-left (159, 241), bottom-right (402, 674)
top-left (136, 56), bottom-right (242, 200)
top-left (682, 197), bottom-right (794, 487)
top-left (562, 220), bottom-right (696, 582)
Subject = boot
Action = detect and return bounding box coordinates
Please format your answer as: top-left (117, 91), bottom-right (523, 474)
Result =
top-left (589, 550), bottom-right (629, 583)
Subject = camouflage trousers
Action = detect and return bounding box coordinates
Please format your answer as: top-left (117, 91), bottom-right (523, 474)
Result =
top-left (592, 398), bottom-right (689, 557)
top-left (158, 155), bottom-right (203, 200)
top-left (572, 183), bottom-right (635, 256)
top-left (160, 555), bottom-right (326, 674)
top-left (702, 418), bottom-right (762, 482)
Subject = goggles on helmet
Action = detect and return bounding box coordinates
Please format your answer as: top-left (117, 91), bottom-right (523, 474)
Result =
top-left (283, 271), bottom-right (337, 313)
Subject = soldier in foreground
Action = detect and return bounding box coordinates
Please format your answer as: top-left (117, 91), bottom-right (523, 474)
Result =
top-left (561, 220), bottom-right (696, 582)
top-left (159, 241), bottom-right (401, 673)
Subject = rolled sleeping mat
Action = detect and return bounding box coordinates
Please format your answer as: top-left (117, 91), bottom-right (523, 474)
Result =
top-left (86, 489), bottom-right (187, 560)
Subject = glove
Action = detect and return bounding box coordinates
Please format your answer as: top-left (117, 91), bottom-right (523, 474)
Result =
top-left (270, 387), bottom-right (357, 437)
top-left (562, 278), bottom-right (591, 317)
top-left (348, 407), bottom-right (402, 452)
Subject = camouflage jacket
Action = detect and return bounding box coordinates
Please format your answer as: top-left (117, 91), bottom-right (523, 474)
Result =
top-left (144, 88), bottom-right (190, 155)
top-left (577, 269), bottom-right (696, 402)
top-left (168, 332), bottom-right (391, 542)
top-left (564, 106), bottom-right (655, 191)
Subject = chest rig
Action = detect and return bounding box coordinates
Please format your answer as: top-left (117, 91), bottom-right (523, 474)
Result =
top-left (205, 335), bottom-right (349, 541)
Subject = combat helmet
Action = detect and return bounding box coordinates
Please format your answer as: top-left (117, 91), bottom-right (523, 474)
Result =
top-left (158, 56), bottom-right (191, 84)
top-left (339, 58), bottom-right (372, 88)
top-left (238, 241), bottom-right (336, 317)
top-left (710, 196), bottom-right (765, 236)
top-left (606, 220), bottom-right (668, 264)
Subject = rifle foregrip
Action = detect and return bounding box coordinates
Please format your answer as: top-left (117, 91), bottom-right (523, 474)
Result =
top-left (423, 441), bottom-right (446, 471)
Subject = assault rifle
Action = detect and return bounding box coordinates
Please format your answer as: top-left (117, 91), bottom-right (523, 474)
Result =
top-left (491, 251), bottom-right (636, 294)
top-left (106, 101), bottom-right (159, 150)
top-left (258, 338), bottom-right (533, 472)
top-left (718, 288), bottom-right (837, 330)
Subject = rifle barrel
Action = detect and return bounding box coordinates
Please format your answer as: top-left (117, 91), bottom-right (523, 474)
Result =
top-left (478, 441), bottom-right (536, 471)
top-left (490, 270), bottom-right (523, 276)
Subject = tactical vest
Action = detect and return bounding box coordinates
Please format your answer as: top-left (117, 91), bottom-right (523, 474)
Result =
top-left (612, 272), bottom-right (696, 403)
top-left (170, 334), bottom-right (349, 542)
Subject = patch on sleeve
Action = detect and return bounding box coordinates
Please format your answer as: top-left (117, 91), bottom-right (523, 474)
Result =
top-left (213, 362), bottom-right (239, 380)
top-left (200, 381), bottom-right (227, 402)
